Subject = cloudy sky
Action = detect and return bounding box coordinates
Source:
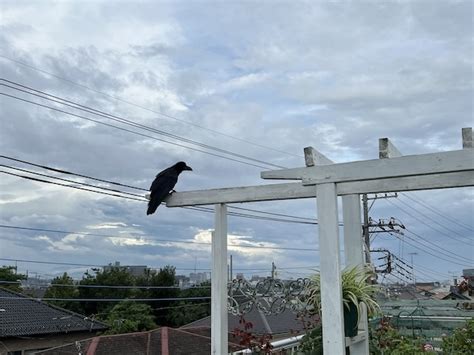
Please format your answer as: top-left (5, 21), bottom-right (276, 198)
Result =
top-left (0, 0), bottom-right (472, 284)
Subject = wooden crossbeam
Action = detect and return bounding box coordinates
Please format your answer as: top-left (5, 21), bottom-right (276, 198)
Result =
top-left (463, 127), bottom-right (473, 149)
top-left (379, 138), bottom-right (402, 159)
top-left (260, 149), bottom-right (473, 185)
top-left (304, 146), bottom-right (334, 166)
top-left (165, 171), bottom-right (473, 206)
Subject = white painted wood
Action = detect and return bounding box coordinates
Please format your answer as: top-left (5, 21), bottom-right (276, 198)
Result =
top-left (342, 195), bottom-right (365, 267)
top-left (342, 195), bottom-right (369, 355)
top-left (165, 171), bottom-right (474, 207)
top-left (379, 138), bottom-right (402, 159)
top-left (211, 204), bottom-right (228, 355)
top-left (462, 127), bottom-right (473, 149)
top-left (316, 183), bottom-right (346, 354)
top-left (304, 146), bottom-right (334, 166)
top-left (259, 149), bottom-right (474, 184)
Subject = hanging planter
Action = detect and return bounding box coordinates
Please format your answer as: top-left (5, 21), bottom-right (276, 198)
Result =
top-left (306, 266), bottom-right (380, 338)
top-left (344, 301), bottom-right (359, 337)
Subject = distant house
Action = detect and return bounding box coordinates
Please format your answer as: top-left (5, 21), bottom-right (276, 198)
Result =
top-left (35, 327), bottom-right (245, 355)
top-left (0, 288), bottom-right (107, 355)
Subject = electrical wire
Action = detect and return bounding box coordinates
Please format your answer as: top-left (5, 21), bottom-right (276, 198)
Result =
top-left (0, 170), bottom-right (146, 202)
top-left (0, 296), bottom-right (212, 302)
top-left (0, 224), bottom-right (319, 252)
top-left (0, 164), bottom-right (146, 199)
top-left (0, 56), bottom-right (302, 159)
top-left (1, 81), bottom-right (287, 170)
top-left (0, 155), bottom-right (148, 191)
top-left (401, 193), bottom-right (473, 232)
top-left (0, 168), bottom-right (320, 226)
top-left (385, 199), bottom-right (472, 246)
top-left (0, 92), bottom-right (272, 170)
top-left (388, 231), bottom-right (472, 267)
top-left (0, 154), bottom-right (322, 226)
top-left (392, 196), bottom-right (472, 243)
top-left (0, 280), bottom-right (210, 290)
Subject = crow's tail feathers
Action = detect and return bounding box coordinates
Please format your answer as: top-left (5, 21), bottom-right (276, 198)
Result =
top-left (147, 200), bottom-right (161, 215)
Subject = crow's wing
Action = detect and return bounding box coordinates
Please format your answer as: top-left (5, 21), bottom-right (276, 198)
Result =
top-left (147, 173), bottom-right (179, 215)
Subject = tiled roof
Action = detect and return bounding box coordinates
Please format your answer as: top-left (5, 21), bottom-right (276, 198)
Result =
top-left (0, 287), bottom-right (107, 338)
top-left (183, 307), bottom-right (317, 336)
top-left (36, 327), bottom-right (244, 355)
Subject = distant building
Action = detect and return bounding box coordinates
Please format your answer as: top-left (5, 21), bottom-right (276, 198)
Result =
top-left (236, 273), bottom-right (245, 280)
top-left (103, 261), bottom-right (148, 277)
top-left (189, 272), bottom-right (208, 285)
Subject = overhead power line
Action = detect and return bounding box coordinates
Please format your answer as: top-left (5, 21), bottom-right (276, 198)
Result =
top-left (0, 164), bottom-right (145, 199)
top-left (0, 155), bottom-right (148, 191)
top-left (385, 199), bottom-right (472, 247)
top-left (1, 79), bottom-right (288, 170)
top-left (0, 55), bottom-right (302, 159)
top-left (0, 280), bottom-right (210, 290)
top-left (401, 193), bottom-right (473, 232)
top-left (0, 170), bottom-right (145, 202)
top-left (0, 225), bottom-right (319, 252)
top-left (393, 196), bottom-right (471, 243)
top-left (0, 91), bottom-right (272, 170)
top-left (389, 231), bottom-right (472, 267)
top-left (0, 296), bottom-right (212, 302)
top-left (0, 162), bottom-right (319, 226)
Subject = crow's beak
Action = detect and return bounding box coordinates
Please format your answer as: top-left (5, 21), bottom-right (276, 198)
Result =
top-left (184, 165), bottom-right (193, 171)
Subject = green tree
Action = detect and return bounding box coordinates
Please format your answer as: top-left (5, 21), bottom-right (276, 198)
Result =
top-left (44, 272), bottom-right (79, 312)
top-left (168, 281), bottom-right (211, 327)
top-left (0, 266), bottom-right (27, 292)
top-left (104, 301), bottom-right (156, 334)
top-left (136, 265), bottom-right (178, 325)
top-left (442, 319), bottom-right (474, 354)
top-left (78, 267), bottom-right (135, 316)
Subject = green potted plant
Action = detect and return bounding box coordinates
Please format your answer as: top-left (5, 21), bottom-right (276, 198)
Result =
top-left (306, 265), bottom-right (380, 337)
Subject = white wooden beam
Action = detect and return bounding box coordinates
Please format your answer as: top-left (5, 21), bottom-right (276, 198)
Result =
top-left (316, 183), bottom-right (346, 354)
top-left (379, 138), bottom-right (402, 159)
top-left (166, 171), bottom-right (474, 207)
top-left (259, 150), bottom-right (474, 185)
top-left (462, 127), bottom-right (473, 149)
top-left (342, 195), bottom-right (365, 267)
top-left (211, 204), bottom-right (228, 355)
top-left (304, 146), bottom-right (334, 166)
top-left (342, 195), bottom-right (369, 355)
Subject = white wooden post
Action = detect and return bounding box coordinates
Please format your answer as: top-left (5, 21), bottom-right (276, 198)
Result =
top-left (316, 183), bottom-right (346, 354)
top-left (342, 194), bottom-right (369, 354)
top-left (212, 204), bottom-right (228, 355)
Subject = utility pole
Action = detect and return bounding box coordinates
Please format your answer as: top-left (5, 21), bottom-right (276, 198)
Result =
top-left (229, 254), bottom-right (233, 281)
top-left (362, 193), bottom-right (401, 265)
top-left (409, 252), bottom-right (418, 286)
top-left (362, 194), bottom-right (371, 264)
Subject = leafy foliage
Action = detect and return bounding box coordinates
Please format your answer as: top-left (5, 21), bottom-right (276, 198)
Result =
top-left (44, 272), bottom-right (80, 312)
top-left (306, 266), bottom-right (380, 320)
top-left (299, 325), bottom-right (323, 355)
top-left (231, 316), bottom-right (273, 354)
top-left (78, 267), bottom-right (135, 315)
top-left (104, 301), bottom-right (156, 334)
top-left (167, 281), bottom-right (210, 327)
top-left (369, 317), bottom-right (436, 355)
top-left (441, 319), bottom-right (474, 354)
top-left (0, 266), bottom-right (27, 292)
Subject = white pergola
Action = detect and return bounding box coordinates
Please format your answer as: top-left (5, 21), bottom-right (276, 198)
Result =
top-left (166, 127), bottom-right (473, 355)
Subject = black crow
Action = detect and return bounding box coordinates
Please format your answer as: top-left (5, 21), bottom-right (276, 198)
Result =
top-left (146, 161), bottom-right (192, 215)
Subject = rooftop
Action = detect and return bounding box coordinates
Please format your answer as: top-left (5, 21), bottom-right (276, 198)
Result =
top-left (0, 287), bottom-right (107, 338)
